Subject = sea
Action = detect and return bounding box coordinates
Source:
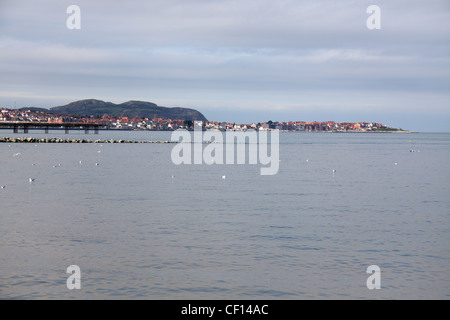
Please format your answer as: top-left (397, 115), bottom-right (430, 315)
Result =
top-left (0, 130), bottom-right (449, 299)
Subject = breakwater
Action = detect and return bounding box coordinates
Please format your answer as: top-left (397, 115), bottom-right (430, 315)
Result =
top-left (0, 137), bottom-right (176, 144)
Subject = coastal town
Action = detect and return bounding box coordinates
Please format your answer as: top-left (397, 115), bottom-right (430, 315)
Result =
top-left (0, 107), bottom-right (398, 132)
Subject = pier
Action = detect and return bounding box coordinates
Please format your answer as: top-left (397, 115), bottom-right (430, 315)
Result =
top-left (0, 121), bottom-right (101, 134)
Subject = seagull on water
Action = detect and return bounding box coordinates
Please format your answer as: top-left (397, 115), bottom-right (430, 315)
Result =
top-left (222, 175), bottom-right (226, 180)
top-left (1, 186), bottom-right (6, 189)
top-left (29, 178), bottom-right (35, 184)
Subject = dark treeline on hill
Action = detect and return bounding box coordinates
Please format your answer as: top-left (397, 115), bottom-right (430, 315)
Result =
top-left (26, 99), bottom-right (208, 121)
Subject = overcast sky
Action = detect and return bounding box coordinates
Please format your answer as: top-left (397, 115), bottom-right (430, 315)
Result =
top-left (0, 0), bottom-right (449, 131)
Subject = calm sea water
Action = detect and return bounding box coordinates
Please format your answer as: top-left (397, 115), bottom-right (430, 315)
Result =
top-left (0, 130), bottom-right (449, 299)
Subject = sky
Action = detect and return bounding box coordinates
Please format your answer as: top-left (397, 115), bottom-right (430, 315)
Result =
top-left (0, 0), bottom-right (449, 131)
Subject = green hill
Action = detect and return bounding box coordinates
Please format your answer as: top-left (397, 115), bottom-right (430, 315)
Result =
top-left (49, 99), bottom-right (208, 121)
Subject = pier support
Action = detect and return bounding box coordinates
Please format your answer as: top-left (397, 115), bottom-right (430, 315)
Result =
top-left (24, 125), bottom-right (29, 134)
top-left (65, 125), bottom-right (70, 134)
top-left (13, 124), bottom-right (19, 134)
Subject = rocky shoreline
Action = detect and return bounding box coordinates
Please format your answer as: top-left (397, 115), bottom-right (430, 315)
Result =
top-left (0, 137), bottom-right (176, 144)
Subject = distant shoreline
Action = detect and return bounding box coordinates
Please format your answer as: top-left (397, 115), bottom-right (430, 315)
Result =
top-left (0, 127), bottom-right (418, 134)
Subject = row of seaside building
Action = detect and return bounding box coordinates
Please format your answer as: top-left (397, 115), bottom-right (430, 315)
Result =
top-left (1, 108), bottom-right (388, 132)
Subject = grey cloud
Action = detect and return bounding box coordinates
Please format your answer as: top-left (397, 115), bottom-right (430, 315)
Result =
top-left (0, 0), bottom-right (449, 131)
